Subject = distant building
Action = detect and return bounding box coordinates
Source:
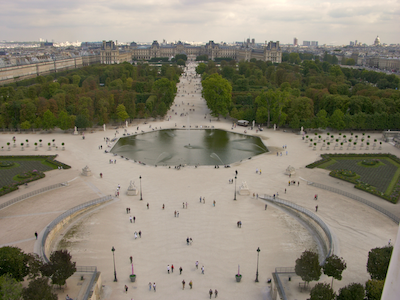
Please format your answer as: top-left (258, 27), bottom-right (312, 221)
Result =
top-left (293, 38), bottom-right (298, 46)
top-left (303, 41), bottom-right (311, 46)
top-left (374, 36), bottom-right (381, 46)
top-left (100, 40), bottom-right (282, 64)
top-left (311, 41), bottom-right (318, 47)
top-left (40, 41), bottom-right (53, 47)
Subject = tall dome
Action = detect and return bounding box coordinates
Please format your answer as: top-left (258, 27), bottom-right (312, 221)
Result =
top-left (374, 36), bottom-right (381, 46)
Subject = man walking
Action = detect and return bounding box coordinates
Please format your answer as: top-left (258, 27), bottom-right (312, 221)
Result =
top-left (209, 289), bottom-right (213, 298)
top-left (195, 261), bottom-right (199, 269)
top-left (182, 279), bottom-right (185, 289)
top-left (201, 266), bottom-right (205, 274)
top-left (179, 266), bottom-right (183, 274)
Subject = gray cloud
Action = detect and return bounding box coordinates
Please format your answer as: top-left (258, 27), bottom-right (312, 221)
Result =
top-left (0, 0), bottom-right (399, 44)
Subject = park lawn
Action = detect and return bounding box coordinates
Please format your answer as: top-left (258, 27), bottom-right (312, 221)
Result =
top-left (0, 155), bottom-right (69, 192)
top-left (308, 154), bottom-right (400, 203)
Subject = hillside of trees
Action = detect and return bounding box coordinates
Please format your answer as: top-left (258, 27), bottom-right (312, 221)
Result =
top-left (197, 55), bottom-right (400, 131)
top-left (0, 62), bottom-right (182, 130)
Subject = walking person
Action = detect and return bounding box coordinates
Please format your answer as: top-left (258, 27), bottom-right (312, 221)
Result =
top-left (195, 261), bottom-right (199, 269)
top-left (167, 265), bottom-right (170, 274)
top-left (215, 289), bottom-right (218, 297)
top-left (189, 280), bottom-right (193, 289)
top-left (133, 216), bottom-right (136, 223)
top-left (182, 279), bottom-right (185, 289)
top-left (125, 285), bottom-right (128, 293)
top-left (201, 266), bottom-right (204, 274)
top-left (139, 230), bottom-right (141, 238)
top-left (34, 232), bottom-right (38, 239)
top-left (153, 282), bottom-right (156, 292)
top-left (130, 256), bottom-right (132, 264)
top-left (179, 266), bottom-right (183, 274)
top-left (171, 264), bottom-right (174, 273)
top-left (315, 205), bottom-right (318, 212)
top-left (209, 289), bottom-right (213, 298)
top-left (149, 282), bottom-right (152, 291)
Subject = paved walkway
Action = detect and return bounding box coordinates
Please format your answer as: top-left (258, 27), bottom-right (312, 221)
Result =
top-left (0, 61), bottom-right (399, 300)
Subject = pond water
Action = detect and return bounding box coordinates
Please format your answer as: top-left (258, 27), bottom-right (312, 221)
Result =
top-left (111, 129), bottom-right (268, 166)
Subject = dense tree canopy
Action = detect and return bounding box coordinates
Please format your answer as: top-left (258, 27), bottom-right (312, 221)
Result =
top-left (295, 250), bottom-right (321, 284)
top-left (0, 62), bottom-right (181, 130)
top-left (201, 73), bottom-right (232, 119)
top-left (41, 250), bottom-right (76, 287)
top-left (337, 283), bottom-right (365, 300)
top-left (194, 57), bottom-right (400, 130)
top-left (323, 255), bottom-right (347, 287)
top-left (366, 245), bottom-right (393, 280)
top-left (0, 246), bottom-right (30, 281)
top-left (309, 282), bottom-right (336, 300)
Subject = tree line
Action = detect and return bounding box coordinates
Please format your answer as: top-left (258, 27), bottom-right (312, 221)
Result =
top-left (0, 246), bottom-right (76, 300)
top-left (198, 57), bottom-right (400, 131)
top-left (0, 62), bottom-right (182, 131)
top-left (294, 244), bottom-right (392, 300)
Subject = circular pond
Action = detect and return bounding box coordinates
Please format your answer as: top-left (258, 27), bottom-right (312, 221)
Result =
top-left (111, 129), bottom-right (268, 166)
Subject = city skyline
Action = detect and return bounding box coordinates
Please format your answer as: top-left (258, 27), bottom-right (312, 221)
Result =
top-left (1, 0), bottom-right (399, 46)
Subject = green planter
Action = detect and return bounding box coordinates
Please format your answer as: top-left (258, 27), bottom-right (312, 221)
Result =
top-left (235, 274), bottom-right (242, 282)
top-left (130, 274), bottom-right (136, 282)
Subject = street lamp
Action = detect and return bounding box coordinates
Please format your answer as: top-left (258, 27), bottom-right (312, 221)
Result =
top-left (234, 175), bottom-right (237, 200)
top-left (139, 175), bottom-right (143, 200)
top-left (255, 247), bottom-right (260, 282)
top-left (111, 246), bottom-right (117, 282)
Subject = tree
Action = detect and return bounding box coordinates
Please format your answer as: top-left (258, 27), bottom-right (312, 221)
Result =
top-left (41, 109), bottom-right (56, 130)
top-left (323, 254), bottom-right (347, 287)
top-left (196, 63), bottom-right (207, 75)
top-left (22, 277), bottom-right (57, 300)
top-left (0, 246), bottom-right (30, 281)
top-left (75, 114), bottom-right (90, 129)
top-left (20, 120), bottom-right (31, 130)
top-left (366, 245), bottom-right (393, 280)
top-left (313, 109), bottom-right (329, 129)
top-left (177, 59), bottom-right (186, 66)
top-left (337, 283), bottom-right (365, 300)
top-left (295, 250), bottom-right (321, 285)
top-left (329, 109), bottom-right (346, 130)
top-left (365, 279), bottom-right (384, 300)
top-left (57, 110), bottom-right (74, 131)
top-left (41, 250), bottom-right (76, 288)
top-left (0, 274), bottom-right (23, 300)
top-left (309, 282), bottom-right (336, 300)
top-left (116, 104), bottom-right (129, 123)
top-left (201, 73), bottom-right (232, 119)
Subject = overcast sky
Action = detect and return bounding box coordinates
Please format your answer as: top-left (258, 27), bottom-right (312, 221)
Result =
top-left (1, 0), bottom-right (399, 45)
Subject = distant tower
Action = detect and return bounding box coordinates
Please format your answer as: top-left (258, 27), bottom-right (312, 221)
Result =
top-left (374, 36), bottom-right (381, 46)
top-left (293, 37), bottom-right (298, 46)
top-left (251, 38), bottom-right (255, 46)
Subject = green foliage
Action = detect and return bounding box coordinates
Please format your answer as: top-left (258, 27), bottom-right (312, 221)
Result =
top-left (0, 246), bottom-right (30, 281)
top-left (196, 55), bottom-right (208, 61)
top-left (365, 279), bottom-right (384, 300)
top-left (201, 73), bottom-right (232, 119)
top-left (295, 250), bottom-right (321, 284)
top-left (367, 246), bottom-right (393, 280)
top-left (322, 255), bottom-right (347, 287)
top-left (0, 274), bottom-right (23, 300)
top-left (337, 283), bottom-right (365, 300)
top-left (41, 110), bottom-right (56, 130)
top-left (309, 283), bottom-right (336, 300)
top-left (22, 277), bottom-right (57, 300)
top-left (306, 153), bottom-right (400, 203)
top-left (41, 250), bottom-right (76, 287)
top-left (116, 104), bottom-right (129, 122)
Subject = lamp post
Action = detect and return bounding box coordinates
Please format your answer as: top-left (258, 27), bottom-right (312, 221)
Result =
top-left (234, 175), bottom-right (237, 200)
top-left (111, 246), bottom-right (117, 282)
top-left (255, 247), bottom-right (260, 282)
top-left (139, 175), bottom-right (143, 200)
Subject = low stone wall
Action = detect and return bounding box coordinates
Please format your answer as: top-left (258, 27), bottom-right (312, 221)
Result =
top-left (43, 204), bottom-right (103, 259)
